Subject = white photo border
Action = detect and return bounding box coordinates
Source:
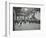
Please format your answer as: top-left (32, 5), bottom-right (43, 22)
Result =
top-left (7, 2), bottom-right (45, 37)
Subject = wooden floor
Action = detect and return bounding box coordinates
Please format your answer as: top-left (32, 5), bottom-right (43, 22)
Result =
top-left (14, 23), bottom-right (40, 31)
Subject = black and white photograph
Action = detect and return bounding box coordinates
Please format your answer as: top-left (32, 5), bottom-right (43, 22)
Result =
top-left (13, 7), bottom-right (40, 31)
top-left (3, 0), bottom-right (45, 37)
top-left (0, 0), bottom-right (46, 37)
